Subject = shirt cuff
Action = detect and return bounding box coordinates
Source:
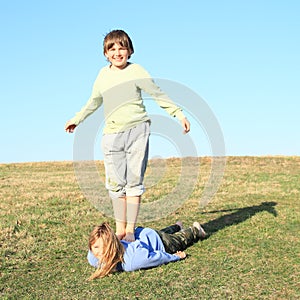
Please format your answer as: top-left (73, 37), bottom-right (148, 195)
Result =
top-left (174, 110), bottom-right (186, 121)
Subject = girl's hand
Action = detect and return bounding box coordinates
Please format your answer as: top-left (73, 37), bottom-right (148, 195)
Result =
top-left (181, 118), bottom-right (190, 134)
top-left (174, 251), bottom-right (186, 259)
top-left (65, 121), bottom-right (77, 133)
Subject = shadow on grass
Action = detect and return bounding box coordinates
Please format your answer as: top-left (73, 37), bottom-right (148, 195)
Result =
top-left (201, 202), bottom-right (278, 237)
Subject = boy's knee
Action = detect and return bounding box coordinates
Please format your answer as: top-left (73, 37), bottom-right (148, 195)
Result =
top-left (125, 185), bottom-right (145, 197)
top-left (106, 177), bottom-right (126, 199)
top-left (109, 188), bottom-right (126, 200)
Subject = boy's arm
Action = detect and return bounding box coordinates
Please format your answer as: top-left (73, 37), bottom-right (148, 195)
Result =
top-left (139, 77), bottom-right (185, 119)
top-left (135, 66), bottom-right (190, 133)
top-left (65, 121), bottom-right (76, 133)
top-left (181, 118), bottom-right (190, 134)
top-left (65, 75), bottom-right (103, 132)
top-left (69, 92), bottom-right (103, 127)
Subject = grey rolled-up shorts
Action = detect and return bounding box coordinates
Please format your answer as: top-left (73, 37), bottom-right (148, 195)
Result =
top-left (101, 121), bottom-right (150, 199)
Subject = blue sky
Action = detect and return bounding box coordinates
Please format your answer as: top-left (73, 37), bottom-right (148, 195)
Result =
top-left (0, 0), bottom-right (299, 163)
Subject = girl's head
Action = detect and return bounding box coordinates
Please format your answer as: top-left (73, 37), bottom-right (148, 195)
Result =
top-left (88, 222), bottom-right (124, 279)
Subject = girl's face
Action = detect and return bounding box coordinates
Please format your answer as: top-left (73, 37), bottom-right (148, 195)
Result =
top-left (91, 237), bottom-right (104, 259)
top-left (105, 42), bottom-right (131, 70)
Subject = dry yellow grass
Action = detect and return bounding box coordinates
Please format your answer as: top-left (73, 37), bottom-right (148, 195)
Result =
top-left (1, 156), bottom-right (299, 299)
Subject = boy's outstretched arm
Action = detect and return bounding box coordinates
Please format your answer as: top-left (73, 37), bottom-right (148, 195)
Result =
top-left (181, 118), bottom-right (190, 134)
top-left (65, 120), bottom-right (77, 133)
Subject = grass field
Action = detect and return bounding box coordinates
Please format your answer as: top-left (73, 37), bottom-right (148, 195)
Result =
top-left (1, 156), bottom-right (299, 299)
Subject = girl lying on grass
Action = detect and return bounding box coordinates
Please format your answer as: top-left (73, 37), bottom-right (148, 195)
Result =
top-left (87, 221), bottom-right (206, 279)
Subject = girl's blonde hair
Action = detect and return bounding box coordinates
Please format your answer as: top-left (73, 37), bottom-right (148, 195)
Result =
top-left (88, 222), bottom-right (124, 280)
top-left (103, 29), bottom-right (134, 59)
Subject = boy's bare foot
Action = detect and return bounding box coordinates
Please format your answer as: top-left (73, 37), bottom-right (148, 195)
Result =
top-left (123, 232), bottom-right (135, 242)
top-left (116, 232), bottom-right (126, 240)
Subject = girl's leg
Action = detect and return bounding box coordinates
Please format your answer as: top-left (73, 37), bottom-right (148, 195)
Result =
top-left (157, 225), bottom-right (202, 254)
top-left (159, 223), bottom-right (182, 234)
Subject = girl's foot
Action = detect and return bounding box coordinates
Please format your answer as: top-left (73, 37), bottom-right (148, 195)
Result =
top-left (175, 221), bottom-right (184, 230)
top-left (193, 222), bottom-right (207, 238)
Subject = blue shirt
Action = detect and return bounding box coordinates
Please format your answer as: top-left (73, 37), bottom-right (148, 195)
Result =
top-left (87, 227), bottom-right (180, 272)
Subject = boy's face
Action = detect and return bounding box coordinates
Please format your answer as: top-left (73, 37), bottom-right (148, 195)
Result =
top-left (105, 42), bottom-right (131, 70)
top-left (91, 237), bottom-right (104, 259)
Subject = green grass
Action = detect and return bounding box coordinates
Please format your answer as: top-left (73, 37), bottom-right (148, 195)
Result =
top-left (0, 157), bottom-right (299, 299)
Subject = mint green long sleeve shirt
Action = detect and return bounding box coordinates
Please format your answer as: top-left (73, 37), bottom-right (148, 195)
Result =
top-left (70, 63), bottom-right (186, 134)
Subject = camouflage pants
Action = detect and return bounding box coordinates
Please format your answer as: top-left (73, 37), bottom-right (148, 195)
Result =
top-left (156, 224), bottom-right (200, 254)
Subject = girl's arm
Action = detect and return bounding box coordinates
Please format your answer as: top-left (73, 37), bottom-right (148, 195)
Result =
top-left (122, 247), bottom-right (182, 272)
top-left (174, 251), bottom-right (186, 259)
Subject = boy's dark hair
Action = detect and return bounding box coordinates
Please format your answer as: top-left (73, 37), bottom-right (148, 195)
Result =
top-left (103, 29), bottom-right (134, 59)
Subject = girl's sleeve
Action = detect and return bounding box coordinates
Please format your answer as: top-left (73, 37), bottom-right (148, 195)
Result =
top-left (135, 65), bottom-right (186, 121)
top-left (123, 247), bottom-right (180, 272)
top-left (70, 76), bottom-right (103, 126)
top-left (87, 250), bottom-right (99, 268)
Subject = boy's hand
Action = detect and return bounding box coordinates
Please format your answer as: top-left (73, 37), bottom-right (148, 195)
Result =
top-left (174, 251), bottom-right (186, 259)
top-left (181, 118), bottom-right (190, 134)
top-left (65, 121), bottom-right (77, 133)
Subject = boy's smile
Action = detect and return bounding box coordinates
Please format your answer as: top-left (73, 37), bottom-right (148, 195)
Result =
top-left (105, 43), bottom-right (131, 70)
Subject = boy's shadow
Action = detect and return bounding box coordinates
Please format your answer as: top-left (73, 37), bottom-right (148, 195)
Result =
top-left (201, 201), bottom-right (278, 237)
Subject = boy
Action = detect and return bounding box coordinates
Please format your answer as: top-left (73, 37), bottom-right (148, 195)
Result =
top-left (65, 30), bottom-right (190, 241)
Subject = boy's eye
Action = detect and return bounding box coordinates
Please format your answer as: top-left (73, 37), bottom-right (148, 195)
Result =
top-left (109, 47), bottom-right (126, 52)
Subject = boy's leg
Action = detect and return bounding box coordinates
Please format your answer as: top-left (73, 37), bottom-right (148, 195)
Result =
top-left (102, 133), bottom-right (127, 239)
top-left (124, 195), bottom-right (141, 241)
top-left (112, 196), bottom-right (127, 239)
top-left (157, 226), bottom-right (202, 254)
top-left (124, 121), bottom-right (150, 241)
